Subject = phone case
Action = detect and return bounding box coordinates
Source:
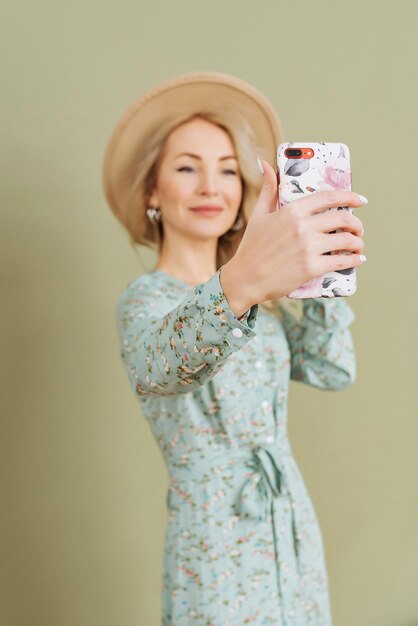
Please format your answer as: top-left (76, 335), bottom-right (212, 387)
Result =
top-left (277, 142), bottom-right (356, 299)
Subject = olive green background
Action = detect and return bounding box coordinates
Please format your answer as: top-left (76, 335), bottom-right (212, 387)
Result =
top-left (1, 1), bottom-right (417, 625)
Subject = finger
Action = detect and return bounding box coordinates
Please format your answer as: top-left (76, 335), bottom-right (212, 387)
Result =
top-left (285, 190), bottom-right (368, 216)
top-left (251, 159), bottom-right (279, 217)
top-left (318, 231), bottom-right (365, 255)
top-left (318, 251), bottom-right (366, 275)
top-left (311, 209), bottom-right (364, 236)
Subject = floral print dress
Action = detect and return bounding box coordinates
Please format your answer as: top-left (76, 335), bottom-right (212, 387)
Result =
top-left (115, 266), bottom-right (356, 626)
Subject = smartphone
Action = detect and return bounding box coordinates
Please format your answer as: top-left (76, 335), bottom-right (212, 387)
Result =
top-left (277, 142), bottom-right (356, 299)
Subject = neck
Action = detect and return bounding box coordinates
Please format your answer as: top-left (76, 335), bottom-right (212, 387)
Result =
top-left (155, 231), bottom-right (218, 284)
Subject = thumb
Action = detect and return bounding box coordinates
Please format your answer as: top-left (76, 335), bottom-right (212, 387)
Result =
top-left (251, 159), bottom-right (279, 218)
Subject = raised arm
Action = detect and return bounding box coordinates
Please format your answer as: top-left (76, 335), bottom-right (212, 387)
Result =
top-left (116, 268), bottom-right (259, 398)
top-left (278, 297), bottom-right (356, 390)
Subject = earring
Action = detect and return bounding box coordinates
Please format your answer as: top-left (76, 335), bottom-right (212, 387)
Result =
top-left (146, 207), bottom-right (161, 222)
top-left (230, 212), bottom-right (245, 231)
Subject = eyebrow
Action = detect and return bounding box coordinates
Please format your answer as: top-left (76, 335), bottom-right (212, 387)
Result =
top-left (174, 152), bottom-right (238, 161)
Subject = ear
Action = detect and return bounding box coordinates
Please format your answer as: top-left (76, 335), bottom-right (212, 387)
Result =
top-left (147, 189), bottom-right (159, 207)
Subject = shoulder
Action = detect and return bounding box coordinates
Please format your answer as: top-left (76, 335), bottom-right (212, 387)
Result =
top-left (116, 271), bottom-right (187, 317)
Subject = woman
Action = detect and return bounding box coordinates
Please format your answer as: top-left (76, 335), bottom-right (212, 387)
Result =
top-left (102, 72), bottom-right (367, 625)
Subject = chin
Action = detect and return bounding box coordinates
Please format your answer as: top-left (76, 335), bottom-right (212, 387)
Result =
top-left (188, 222), bottom-right (230, 238)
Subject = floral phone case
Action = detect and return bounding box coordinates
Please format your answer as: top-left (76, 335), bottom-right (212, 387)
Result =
top-left (277, 142), bottom-right (356, 298)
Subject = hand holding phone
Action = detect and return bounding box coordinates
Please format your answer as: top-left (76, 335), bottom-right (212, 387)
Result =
top-left (277, 142), bottom-right (363, 298)
top-left (225, 153), bottom-right (366, 309)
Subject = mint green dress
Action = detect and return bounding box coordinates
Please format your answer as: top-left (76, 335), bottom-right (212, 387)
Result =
top-left (115, 266), bottom-right (356, 626)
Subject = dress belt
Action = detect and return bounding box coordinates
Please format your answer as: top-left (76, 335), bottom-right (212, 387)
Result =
top-left (237, 442), bottom-right (301, 560)
top-left (239, 442), bottom-right (307, 623)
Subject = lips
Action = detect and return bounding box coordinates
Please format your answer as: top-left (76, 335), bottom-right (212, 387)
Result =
top-left (190, 205), bottom-right (223, 212)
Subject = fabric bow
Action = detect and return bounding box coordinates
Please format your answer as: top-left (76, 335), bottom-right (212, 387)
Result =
top-left (237, 444), bottom-right (289, 520)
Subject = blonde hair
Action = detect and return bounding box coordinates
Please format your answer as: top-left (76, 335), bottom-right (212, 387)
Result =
top-left (123, 108), bottom-right (292, 319)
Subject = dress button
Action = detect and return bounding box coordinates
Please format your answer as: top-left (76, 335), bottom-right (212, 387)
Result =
top-left (254, 360), bottom-right (262, 369)
top-left (232, 327), bottom-right (243, 338)
top-left (265, 435), bottom-right (274, 444)
top-left (261, 400), bottom-right (270, 410)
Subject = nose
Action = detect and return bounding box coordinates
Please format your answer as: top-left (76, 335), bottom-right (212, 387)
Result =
top-left (196, 169), bottom-right (220, 196)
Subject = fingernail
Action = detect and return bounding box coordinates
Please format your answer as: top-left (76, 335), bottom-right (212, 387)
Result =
top-left (360, 254), bottom-right (367, 262)
top-left (256, 158), bottom-right (264, 175)
top-left (358, 194), bottom-right (368, 204)
top-left (361, 226), bottom-right (365, 236)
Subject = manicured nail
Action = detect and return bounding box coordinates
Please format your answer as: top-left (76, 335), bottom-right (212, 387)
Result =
top-left (361, 226), bottom-right (365, 236)
top-left (358, 194), bottom-right (368, 204)
top-left (359, 254), bottom-right (367, 262)
top-left (256, 158), bottom-right (264, 175)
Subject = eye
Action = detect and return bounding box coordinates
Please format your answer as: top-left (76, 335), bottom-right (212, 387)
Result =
top-left (177, 166), bottom-right (237, 175)
top-left (177, 165), bottom-right (237, 176)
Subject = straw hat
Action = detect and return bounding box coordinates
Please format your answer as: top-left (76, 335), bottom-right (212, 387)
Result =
top-left (102, 71), bottom-right (283, 226)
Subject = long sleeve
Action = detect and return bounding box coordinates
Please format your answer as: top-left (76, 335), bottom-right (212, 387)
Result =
top-left (116, 268), bottom-right (259, 398)
top-left (278, 297), bottom-right (356, 390)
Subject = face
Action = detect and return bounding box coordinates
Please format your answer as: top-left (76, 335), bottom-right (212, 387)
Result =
top-left (148, 118), bottom-right (243, 242)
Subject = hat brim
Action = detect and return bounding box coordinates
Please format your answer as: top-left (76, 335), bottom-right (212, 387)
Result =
top-left (102, 71), bottom-right (283, 222)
